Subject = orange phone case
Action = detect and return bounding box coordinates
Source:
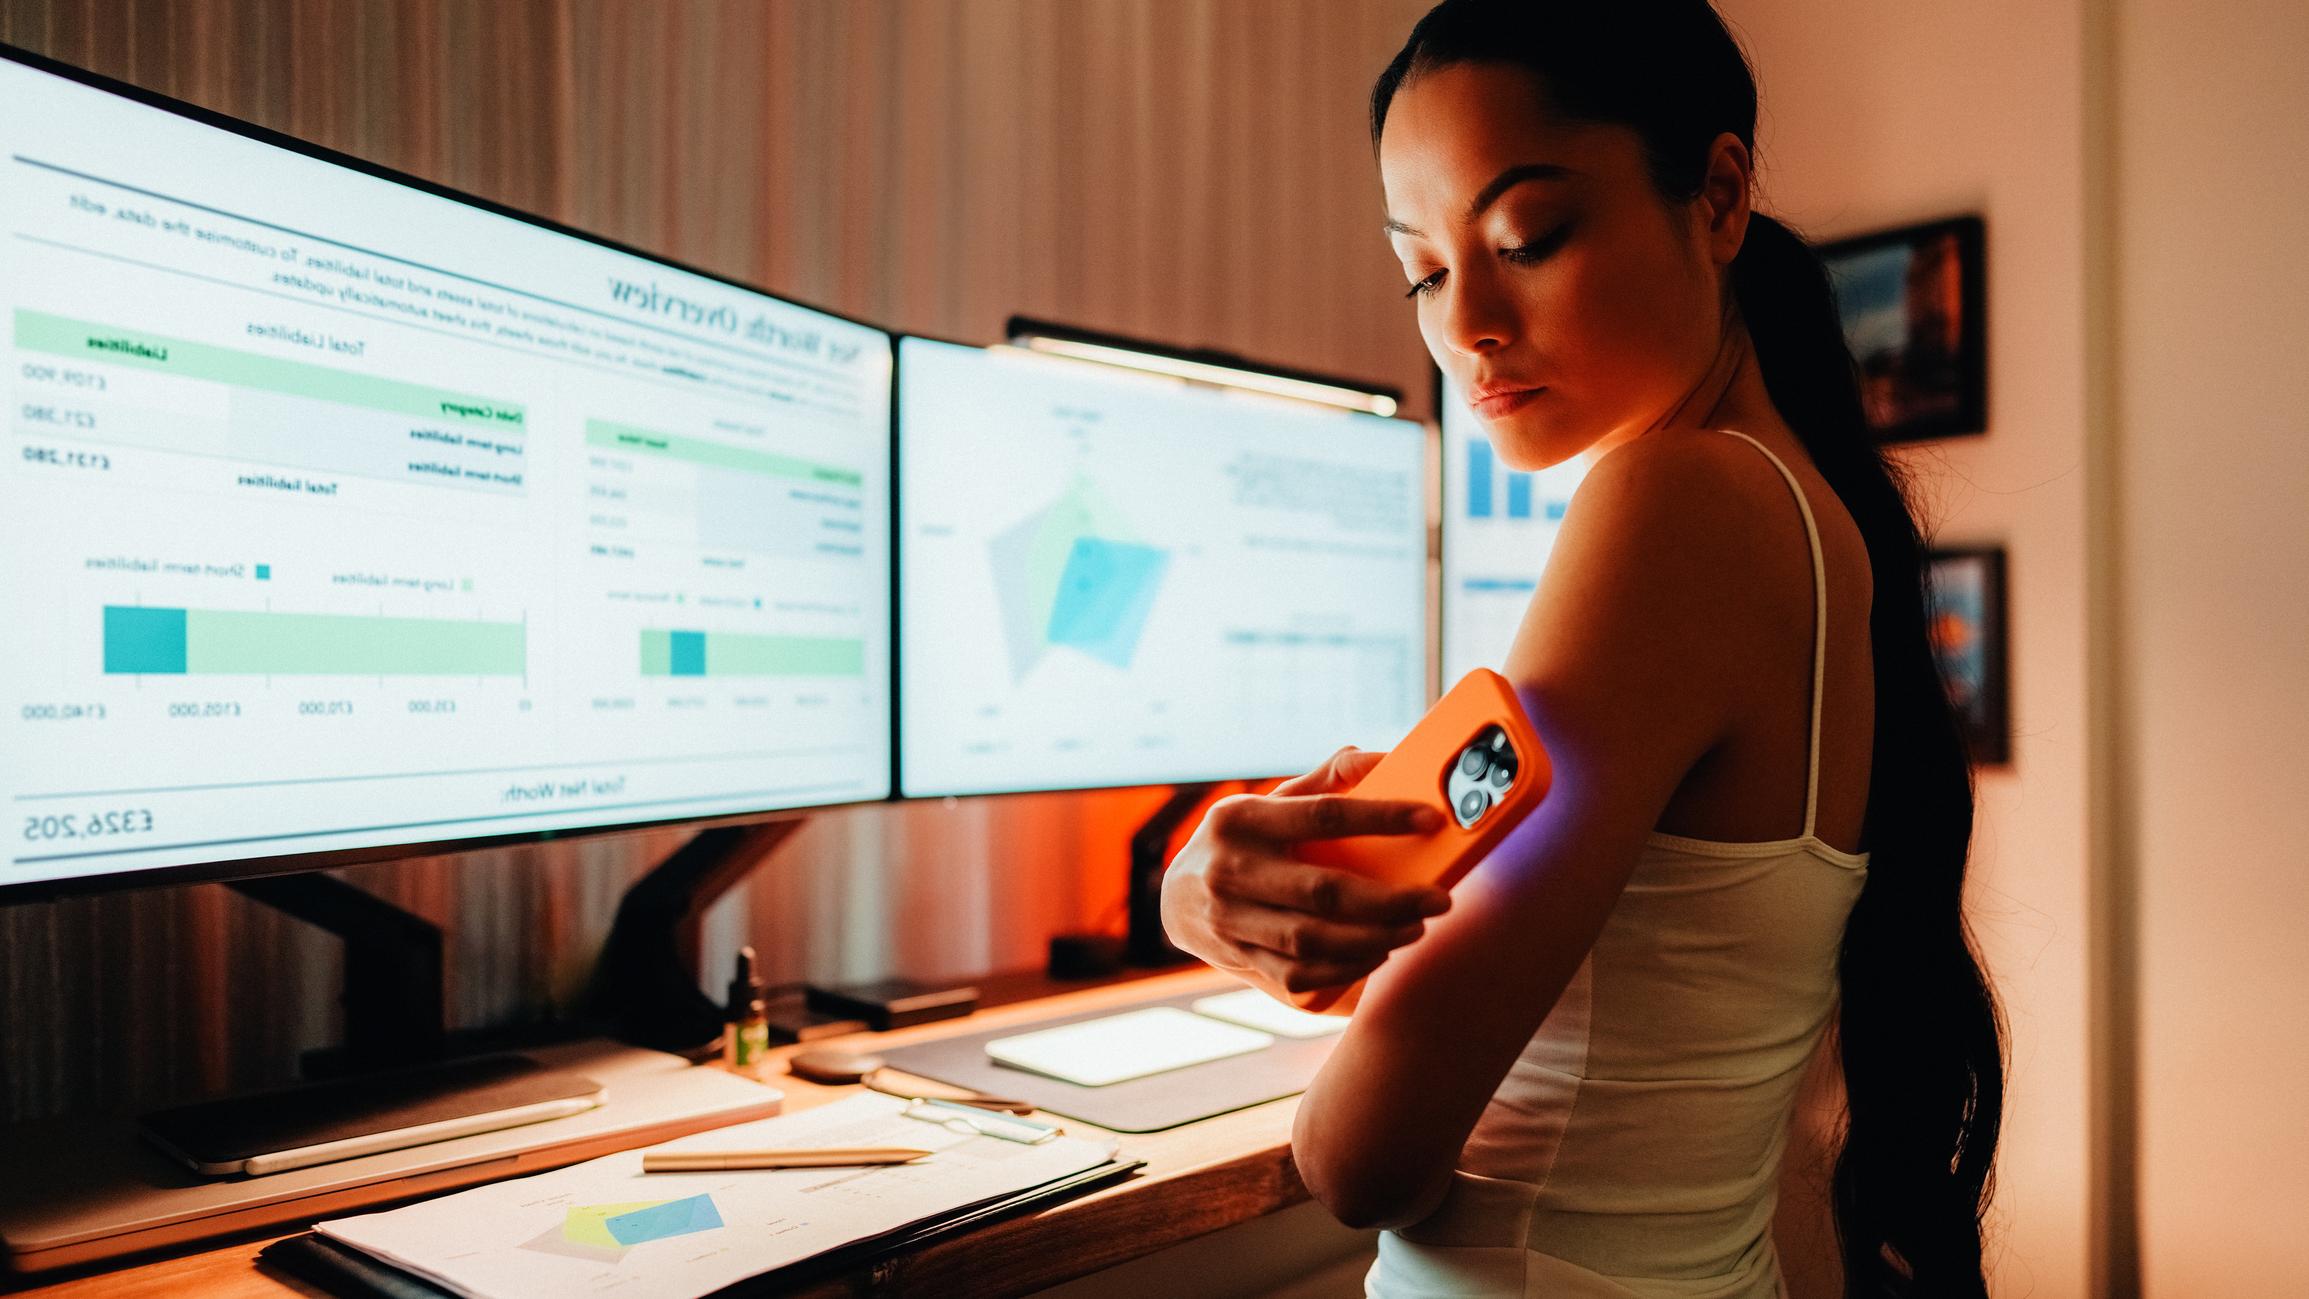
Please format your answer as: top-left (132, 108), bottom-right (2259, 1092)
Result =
top-left (1285, 669), bottom-right (1549, 1014)
top-left (1298, 667), bottom-right (1550, 892)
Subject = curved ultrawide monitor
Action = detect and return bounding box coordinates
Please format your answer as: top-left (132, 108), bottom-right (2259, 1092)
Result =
top-left (1438, 375), bottom-right (1586, 684)
top-left (897, 337), bottom-right (1428, 797)
top-left (0, 50), bottom-right (894, 898)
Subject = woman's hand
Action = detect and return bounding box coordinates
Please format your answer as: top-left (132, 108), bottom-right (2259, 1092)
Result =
top-left (1161, 747), bottom-right (1451, 1004)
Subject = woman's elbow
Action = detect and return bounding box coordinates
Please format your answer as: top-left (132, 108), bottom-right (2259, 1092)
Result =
top-left (1295, 1145), bottom-right (1449, 1232)
top-left (1317, 1190), bottom-right (1430, 1234)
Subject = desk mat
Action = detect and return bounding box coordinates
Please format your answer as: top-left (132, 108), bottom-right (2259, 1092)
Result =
top-left (876, 990), bottom-right (1340, 1133)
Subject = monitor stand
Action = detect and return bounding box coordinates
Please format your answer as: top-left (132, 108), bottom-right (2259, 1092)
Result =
top-left (1049, 782), bottom-right (1218, 977)
top-left (144, 817), bottom-right (813, 1179)
top-left (227, 873), bottom-right (446, 1076)
top-left (591, 818), bottom-right (809, 1053)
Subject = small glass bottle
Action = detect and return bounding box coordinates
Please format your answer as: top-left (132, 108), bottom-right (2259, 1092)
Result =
top-left (722, 945), bottom-right (771, 1078)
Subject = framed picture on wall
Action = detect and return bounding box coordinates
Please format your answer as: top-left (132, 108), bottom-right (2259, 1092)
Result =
top-left (1820, 215), bottom-right (1987, 443)
top-left (1925, 546), bottom-right (2010, 767)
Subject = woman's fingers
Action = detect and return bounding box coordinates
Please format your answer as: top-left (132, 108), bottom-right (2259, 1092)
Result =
top-left (1270, 745), bottom-right (1388, 797)
top-left (1210, 790), bottom-right (1441, 845)
top-left (1235, 943), bottom-right (1384, 997)
top-left (1224, 901), bottom-right (1426, 967)
top-left (1164, 784), bottom-right (1452, 1005)
top-left (1212, 849), bottom-right (1449, 926)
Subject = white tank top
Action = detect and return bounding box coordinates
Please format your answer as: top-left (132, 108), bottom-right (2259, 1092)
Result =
top-left (1367, 430), bottom-right (1869, 1298)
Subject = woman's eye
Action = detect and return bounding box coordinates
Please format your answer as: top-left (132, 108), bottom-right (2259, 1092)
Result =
top-left (1501, 224), bottom-right (1573, 265)
top-left (1404, 269), bottom-right (1445, 299)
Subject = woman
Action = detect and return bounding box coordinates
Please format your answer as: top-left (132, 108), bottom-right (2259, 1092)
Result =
top-left (1159, 2), bottom-right (2004, 1295)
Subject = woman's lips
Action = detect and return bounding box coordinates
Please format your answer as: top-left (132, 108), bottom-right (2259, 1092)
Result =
top-left (1471, 386), bottom-right (1544, 418)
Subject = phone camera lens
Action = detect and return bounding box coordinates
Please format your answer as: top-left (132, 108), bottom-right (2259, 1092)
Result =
top-left (1458, 788), bottom-right (1489, 822)
top-left (1489, 759), bottom-right (1515, 789)
top-left (1459, 747), bottom-right (1488, 777)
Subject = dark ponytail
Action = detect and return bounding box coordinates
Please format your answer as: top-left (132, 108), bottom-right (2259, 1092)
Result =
top-left (1733, 211), bottom-right (2005, 1297)
top-left (1375, 5), bottom-right (2005, 1294)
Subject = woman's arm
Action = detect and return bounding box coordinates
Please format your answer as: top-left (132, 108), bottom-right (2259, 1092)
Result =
top-left (1292, 434), bottom-right (1789, 1229)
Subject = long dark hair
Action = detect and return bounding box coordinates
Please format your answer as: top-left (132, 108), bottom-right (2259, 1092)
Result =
top-left (1372, 4), bottom-right (2005, 1294)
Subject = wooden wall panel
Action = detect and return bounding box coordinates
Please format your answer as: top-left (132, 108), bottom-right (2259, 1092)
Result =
top-left (0, 0), bottom-right (1434, 1123)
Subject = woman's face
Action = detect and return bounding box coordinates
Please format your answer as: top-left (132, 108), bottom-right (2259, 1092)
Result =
top-left (1379, 62), bottom-right (1734, 469)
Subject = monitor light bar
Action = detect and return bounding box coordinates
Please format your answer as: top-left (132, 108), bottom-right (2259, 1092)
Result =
top-left (1006, 325), bottom-right (1399, 418)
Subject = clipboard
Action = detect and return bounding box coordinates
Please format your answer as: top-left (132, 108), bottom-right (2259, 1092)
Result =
top-left (260, 1156), bottom-right (1145, 1298)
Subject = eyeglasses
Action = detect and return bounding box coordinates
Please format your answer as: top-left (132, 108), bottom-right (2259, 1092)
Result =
top-left (899, 1096), bottom-right (1060, 1145)
top-left (861, 1069), bottom-right (1035, 1115)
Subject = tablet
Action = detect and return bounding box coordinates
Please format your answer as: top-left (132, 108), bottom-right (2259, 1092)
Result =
top-left (984, 1007), bottom-right (1274, 1087)
top-left (1190, 988), bottom-right (1351, 1039)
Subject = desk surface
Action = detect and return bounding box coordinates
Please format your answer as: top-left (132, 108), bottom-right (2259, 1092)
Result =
top-left (9, 967), bottom-right (1311, 1299)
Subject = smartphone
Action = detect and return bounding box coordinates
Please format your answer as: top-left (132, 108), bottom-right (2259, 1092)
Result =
top-left (1288, 669), bottom-right (1549, 1011)
top-left (1297, 667), bottom-right (1550, 891)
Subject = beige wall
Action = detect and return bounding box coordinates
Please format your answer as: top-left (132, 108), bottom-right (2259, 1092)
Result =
top-left (1717, 2), bottom-right (2097, 1293)
top-left (2111, 0), bottom-right (2309, 1290)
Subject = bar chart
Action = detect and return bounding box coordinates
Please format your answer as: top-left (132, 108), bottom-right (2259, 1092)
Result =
top-left (1463, 439), bottom-right (1562, 523)
top-left (103, 605), bottom-right (526, 677)
top-left (638, 629), bottom-right (865, 678)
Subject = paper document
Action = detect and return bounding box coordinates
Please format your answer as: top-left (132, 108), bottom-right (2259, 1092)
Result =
top-left (314, 1093), bottom-right (1116, 1299)
top-left (1191, 987), bottom-right (1351, 1039)
top-left (986, 1006), bottom-right (1274, 1086)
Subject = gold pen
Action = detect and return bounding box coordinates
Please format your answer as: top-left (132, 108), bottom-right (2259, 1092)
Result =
top-left (641, 1146), bottom-right (933, 1172)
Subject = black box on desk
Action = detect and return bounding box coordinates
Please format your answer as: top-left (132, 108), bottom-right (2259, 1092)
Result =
top-left (804, 979), bottom-right (978, 1032)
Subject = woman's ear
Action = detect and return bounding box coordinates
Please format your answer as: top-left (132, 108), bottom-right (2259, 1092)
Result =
top-left (1697, 131), bottom-right (1754, 268)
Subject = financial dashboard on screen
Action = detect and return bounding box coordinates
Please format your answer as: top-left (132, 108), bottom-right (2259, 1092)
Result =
top-left (0, 55), bottom-right (894, 891)
top-left (897, 338), bottom-right (1428, 797)
top-left (1439, 378), bottom-right (1587, 684)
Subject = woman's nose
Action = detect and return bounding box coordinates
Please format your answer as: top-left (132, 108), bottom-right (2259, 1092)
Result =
top-left (1436, 269), bottom-right (1517, 357)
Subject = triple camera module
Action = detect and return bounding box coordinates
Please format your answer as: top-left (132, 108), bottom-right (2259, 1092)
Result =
top-left (1444, 725), bottom-right (1519, 828)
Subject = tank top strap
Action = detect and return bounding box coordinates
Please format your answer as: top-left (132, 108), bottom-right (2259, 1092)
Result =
top-left (1712, 429), bottom-right (1827, 837)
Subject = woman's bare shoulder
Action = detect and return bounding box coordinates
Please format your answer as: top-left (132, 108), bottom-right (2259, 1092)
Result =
top-left (1577, 427), bottom-right (1794, 515)
top-left (1547, 430), bottom-right (1809, 605)
top-left (1505, 428), bottom-right (1812, 716)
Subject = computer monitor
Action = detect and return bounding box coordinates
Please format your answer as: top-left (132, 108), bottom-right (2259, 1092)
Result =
top-left (896, 337), bottom-right (1429, 798)
top-left (1438, 375), bottom-right (1587, 684)
top-left (0, 49), bottom-right (895, 900)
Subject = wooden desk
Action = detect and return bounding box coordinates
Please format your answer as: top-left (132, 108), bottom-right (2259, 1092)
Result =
top-left (10, 967), bottom-right (1314, 1298)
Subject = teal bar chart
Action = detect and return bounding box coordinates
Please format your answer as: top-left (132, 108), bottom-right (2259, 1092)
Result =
top-left (101, 606), bottom-right (190, 674)
top-left (639, 629), bottom-right (866, 678)
top-left (101, 605), bottom-right (526, 676)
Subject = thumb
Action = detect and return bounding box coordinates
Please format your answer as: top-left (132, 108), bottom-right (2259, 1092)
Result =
top-left (1271, 745), bottom-right (1386, 797)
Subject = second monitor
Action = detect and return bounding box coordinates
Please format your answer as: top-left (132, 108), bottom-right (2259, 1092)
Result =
top-left (897, 338), bottom-right (1428, 797)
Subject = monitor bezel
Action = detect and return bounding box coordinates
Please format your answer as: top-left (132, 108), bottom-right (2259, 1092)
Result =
top-left (889, 331), bottom-right (1432, 800)
top-left (0, 43), bottom-right (901, 904)
top-left (1434, 365), bottom-right (1453, 700)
